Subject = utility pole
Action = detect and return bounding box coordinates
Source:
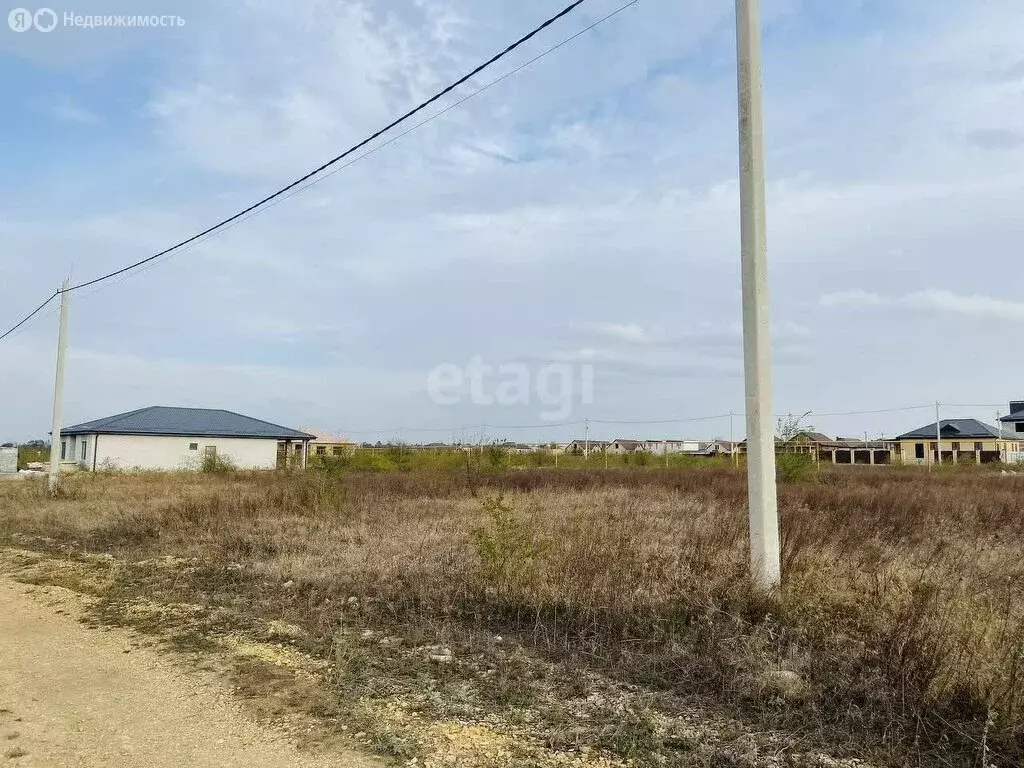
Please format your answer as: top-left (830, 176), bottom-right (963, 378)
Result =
top-left (584, 418), bottom-right (590, 462)
top-left (48, 279), bottom-right (70, 493)
top-left (934, 401), bottom-right (941, 469)
top-left (735, 0), bottom-right (780, 589)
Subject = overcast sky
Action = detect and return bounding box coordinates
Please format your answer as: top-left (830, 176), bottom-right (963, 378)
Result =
top-left (1, 0), bottom-right (1022, 444)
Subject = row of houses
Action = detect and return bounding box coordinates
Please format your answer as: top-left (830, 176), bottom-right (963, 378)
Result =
top-left (562, 439), bottom-right (734, 457)
top-left (759, 405), bottom-right (1024, 466)
top-left (19, 400), bottom-right (1024, 474)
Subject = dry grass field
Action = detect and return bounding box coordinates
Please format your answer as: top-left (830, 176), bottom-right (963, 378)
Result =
top-left (1, 464), bottom-right (1022, 767)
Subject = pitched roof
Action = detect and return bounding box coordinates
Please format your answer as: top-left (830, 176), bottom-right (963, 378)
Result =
top-left (63, 406), bottom-right (313, 440)
top-left (790, 431), bottom-right (833, 443)
top-left (999, 410), bottom-right (1024, 423)
top-left (893, 419), bottom-right (1005, 441)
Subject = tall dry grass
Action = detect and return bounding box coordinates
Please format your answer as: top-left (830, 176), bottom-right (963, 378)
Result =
top-left (1, 465), bottom-right (1022, 765)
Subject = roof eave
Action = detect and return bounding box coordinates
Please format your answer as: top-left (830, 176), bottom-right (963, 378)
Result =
top-left (60, 427), bottom-right (313, 440)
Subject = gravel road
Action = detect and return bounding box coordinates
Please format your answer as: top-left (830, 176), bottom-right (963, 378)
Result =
top-left (0, 579), bottom-right (379, 768)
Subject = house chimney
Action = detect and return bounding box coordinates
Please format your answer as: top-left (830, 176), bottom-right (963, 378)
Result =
top-left (1010, 401), bottom-right (1024, 416)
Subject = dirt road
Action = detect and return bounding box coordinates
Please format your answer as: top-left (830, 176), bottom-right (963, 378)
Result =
top-left (0, 579), bottom-right (378, 767)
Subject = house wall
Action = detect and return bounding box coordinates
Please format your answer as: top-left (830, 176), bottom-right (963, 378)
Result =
top-left (308, 442), bottom-right (356, 458)
top-left (645, 441), bottom-right (702, 454)
top-left (895, 438), bottom-right (1022, 466)
top-left (59, 433), bottom-right (92, 470)
top-left (84, 434), bottom-right (281, 471)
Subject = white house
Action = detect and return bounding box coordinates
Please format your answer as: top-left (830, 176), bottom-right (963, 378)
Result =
top-left (643, 440), bottom-right (704, 455)
top-left (59, 406), bottom-right (313, 471)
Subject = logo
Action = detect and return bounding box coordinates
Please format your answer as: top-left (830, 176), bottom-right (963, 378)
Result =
top-left (427, 357), bottom-right (595, 421)
top-left (7, 7), bottom-right (56, 31)
top-left (34, 7), bottom-right (57, 31)
top-left (8, 7), bottom-right (32, 30)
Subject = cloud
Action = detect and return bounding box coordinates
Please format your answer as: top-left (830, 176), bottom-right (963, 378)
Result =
top-left (580, 322), bottom-right (659, 345)
top-left (966, 128), bottom-right (1024, 151)
top-left (821, 290), bottom-right (1024, 321)
top-left (45, 99), bottom-right (101, 125)
top-left (5, 0), bottom-right (1024, 442)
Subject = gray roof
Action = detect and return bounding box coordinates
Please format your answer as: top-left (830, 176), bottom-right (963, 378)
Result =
top-left (999, 410), bottom-right (1024, 423)
top-left (893, 419), bottom-right (1005, 440)
top-left (788, 431), bottom-right (833, 443)
top-left (62, 406), bottom-right (313, 440)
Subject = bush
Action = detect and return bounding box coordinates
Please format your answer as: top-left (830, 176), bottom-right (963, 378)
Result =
top-left (200, 453), bottom-right (237, 474)
top-left (484, 444), bottom-right (510, 470)
top-left (776, 453), bottom-right (817, 483)
top-left (470, 495), bottom-right (546, 596)
top-left (627, 451), bottom-right (651, 467)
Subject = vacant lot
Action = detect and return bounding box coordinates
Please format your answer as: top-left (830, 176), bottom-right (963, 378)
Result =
top-left (1, 464), bottom-right (1021, 767)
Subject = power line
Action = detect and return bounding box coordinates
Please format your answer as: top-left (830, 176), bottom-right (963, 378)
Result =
top-left (66, 0), bottom-right (591, 294)
top-left (335, 403), bottom-right (977, 440)
top-left (340, 419), bottom-right (587, 436)
top-left (26, 0), bottom-right (640, 328)
top-left (0, 0), bottom-right (605, 343)
top-left (590, 414), bottom-right (732, 425)
top-left (942, 403), bottom-right (1006, 409)
top-left (0, 291), bottom-right (58, 343)
top-left (798, 404), bottom-right (934, 418)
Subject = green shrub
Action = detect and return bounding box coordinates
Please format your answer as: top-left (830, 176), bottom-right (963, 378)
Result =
top-left (776, 453), bottom-right (817, 483)
top-left (484, 444), bottom-right (509, 470)
top-left (200, 453), bottom-right (237, 474)
top-left (631, 451), bottom-right (651, 467)
top-left (470, 495), bottom-right (547, 596)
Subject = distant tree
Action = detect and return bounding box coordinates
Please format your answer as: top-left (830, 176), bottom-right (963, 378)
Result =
top-left (777, 412), bottom-right (814, 442)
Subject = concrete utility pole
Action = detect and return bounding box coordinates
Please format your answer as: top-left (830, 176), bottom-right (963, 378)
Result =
top-left (48, 279), bottom-right (70, 493)
top-left (584, 418), bottom-right (590, 461)
top-left (735, 0), bottom-right (780, 589)
top-left (934, 401), bottom-right (941, 468)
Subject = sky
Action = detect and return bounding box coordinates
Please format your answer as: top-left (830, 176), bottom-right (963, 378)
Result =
top-left (1, 0), bottom-right (1023, 444)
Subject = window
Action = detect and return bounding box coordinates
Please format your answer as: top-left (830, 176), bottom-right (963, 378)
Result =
top-left (204, 445), bottom-right (217, 458)
top-left (189, 443), bottom-right (198, 451)
top-left (929, 442), bottom-right (937, 451)
top-left (974, 442), bottom-right (983, 452)
top-left (332, 446), bottom-right (345, 456)
top-left (81, 440), bottom-right (87, 462)
top-left (914, 443), bottom-right (925, 459)
top-left (60, 440), bottom-right (67, 460)
top-left (316, 446), bottom-right (326, 456)
top-left (1017, 423), bottom-right (1024, 433)
top-left (951, 442), bottom-right (960, 452)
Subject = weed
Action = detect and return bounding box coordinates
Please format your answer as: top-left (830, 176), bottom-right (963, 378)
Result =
top-left (775, 454), bottom-right (818, 484)
top-left (470, 495), bottom-right (547, 597)
top-left (200, 453), bottom-right (237, 474)
top-left (1, 466), bottom-right (1023, 766)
